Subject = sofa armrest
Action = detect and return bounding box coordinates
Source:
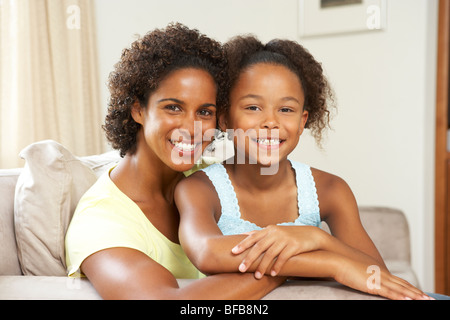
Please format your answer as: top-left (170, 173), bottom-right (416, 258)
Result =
top-left (0, 276), bottom-right (385, 300)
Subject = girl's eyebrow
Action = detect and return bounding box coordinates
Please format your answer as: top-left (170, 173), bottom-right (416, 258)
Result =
top-left (281, 96), bottom-right (301, 104)
top-left (239, 94), bottom-right (301, 104)
top-left (238, 94), bottom-right (263, 101)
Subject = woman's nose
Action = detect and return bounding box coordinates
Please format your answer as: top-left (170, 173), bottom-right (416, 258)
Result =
top-left (180, 114), bottom-right (202, 141)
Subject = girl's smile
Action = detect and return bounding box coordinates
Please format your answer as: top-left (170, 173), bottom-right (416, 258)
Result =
top-left (222, 63), bottom-right (308, 167)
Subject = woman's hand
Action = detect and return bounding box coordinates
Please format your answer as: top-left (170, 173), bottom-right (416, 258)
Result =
top-left (333, 255), bottom-right (432, 300)
top-left (231, 225), bottom-right (327, 279)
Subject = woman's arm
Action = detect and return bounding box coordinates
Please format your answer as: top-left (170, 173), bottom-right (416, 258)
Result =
top-left (80, 247), bottom-right (285, 300)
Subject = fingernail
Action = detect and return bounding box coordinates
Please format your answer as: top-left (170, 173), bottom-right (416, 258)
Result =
top-left (239, 263), bottom-right (246, 272)
top-left (270, 270), bottom-right (277, 277)
top-left (404, 297), bottom-right (412, 300)
top-left (231, 246), bottom-right (239, 254)
top-left (255, 271), bottom-right (262, 279)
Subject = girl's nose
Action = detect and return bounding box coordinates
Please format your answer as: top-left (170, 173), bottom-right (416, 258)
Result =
top-left (261, 111), bottom-right (280, 129)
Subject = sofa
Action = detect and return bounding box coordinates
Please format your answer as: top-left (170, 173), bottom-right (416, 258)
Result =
top-left (0, 140), bottom-right (419, 300)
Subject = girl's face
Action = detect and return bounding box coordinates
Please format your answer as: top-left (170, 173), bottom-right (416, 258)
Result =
top-left (222, 63), bottom-right (308, 167)
top-left (132, 68), bottom-right (217, 172)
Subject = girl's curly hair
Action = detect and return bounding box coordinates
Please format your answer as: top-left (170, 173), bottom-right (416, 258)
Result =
top-left (223, 35), bottom-right (335, 145)
top-left (103, 23), bottom-right (228, 157)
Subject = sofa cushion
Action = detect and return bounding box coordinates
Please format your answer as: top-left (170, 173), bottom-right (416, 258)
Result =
top-left (0, 169), bottom-right (23, 275)
top-left (14, 140), bottom-right (120, 276)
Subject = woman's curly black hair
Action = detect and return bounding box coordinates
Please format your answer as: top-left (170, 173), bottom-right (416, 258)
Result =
top-left (103, 23), bottom-right (228, 157)
top-left (223, 35), bottom-right (335, 145)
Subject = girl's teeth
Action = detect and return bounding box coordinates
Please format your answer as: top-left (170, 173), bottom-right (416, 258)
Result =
top-left (257, 139), bottom-right (281, 145)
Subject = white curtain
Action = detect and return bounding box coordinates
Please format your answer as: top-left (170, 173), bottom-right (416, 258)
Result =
top-left (0, 0), bottom-right (105, 168)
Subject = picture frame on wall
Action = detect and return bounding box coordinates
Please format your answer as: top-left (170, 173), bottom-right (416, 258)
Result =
top-left (298, 0), bottom-right (387, 37)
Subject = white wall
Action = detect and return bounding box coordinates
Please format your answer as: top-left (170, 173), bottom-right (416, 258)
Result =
top-left (94, 0), bottom-right (439, 291)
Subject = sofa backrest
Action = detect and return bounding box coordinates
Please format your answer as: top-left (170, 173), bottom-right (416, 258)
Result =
top-left (321, 206), bottom-right (411, 262)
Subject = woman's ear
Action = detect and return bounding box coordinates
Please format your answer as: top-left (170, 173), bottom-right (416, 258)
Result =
top-left (131, 101), bottom-right (144, 125)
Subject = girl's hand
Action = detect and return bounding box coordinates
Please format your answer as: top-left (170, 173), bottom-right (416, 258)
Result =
top-left (231, 225), bottom-right (326, 279)
top-left (334, 256), bottom-right (433, 300)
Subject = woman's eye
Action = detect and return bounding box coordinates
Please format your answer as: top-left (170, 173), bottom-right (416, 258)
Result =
top-left (198, 109), bottom-right (214, 117)
top-left (165, 104), bottom-right (181, 112)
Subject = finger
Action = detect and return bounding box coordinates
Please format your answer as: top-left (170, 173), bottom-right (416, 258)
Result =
top-left (388, 275), bottom-right (428, 298)
top-left (238, 237), bottom-right (275, 273)
top-left (231, 230), bottom-right (266, 255)
top-left (378, 275), bottom-right (431, 300)
top-left (270, 246), bottom-right (298, 276)
top-left (254, 243), bottom-right (287, 279)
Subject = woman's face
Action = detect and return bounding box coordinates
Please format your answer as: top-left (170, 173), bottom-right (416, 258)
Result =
top-left (132, 68), bottom-right (217, 172)
top-left (222, 63), bottom-right (308, 167)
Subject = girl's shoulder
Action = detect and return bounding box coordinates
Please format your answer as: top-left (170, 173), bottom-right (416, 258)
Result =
top-left (310, 167), bottom-right (348, 190)
top-left (177, 167), bottom-right (215, 192)
top-left (175, 166), bottom-right (222, 219)
top-left (310, 167), bottom-right (356, 219)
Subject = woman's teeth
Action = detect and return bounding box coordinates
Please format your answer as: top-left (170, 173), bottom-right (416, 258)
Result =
top-left (171, 140), bottom-right (197, 151)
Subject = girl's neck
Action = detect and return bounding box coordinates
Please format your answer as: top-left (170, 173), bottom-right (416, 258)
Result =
top-left (224, 157), bottom-right (292, 192)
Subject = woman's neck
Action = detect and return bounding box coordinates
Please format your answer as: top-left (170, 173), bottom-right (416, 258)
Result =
top-left (111, 149), bottom-right (184, 205)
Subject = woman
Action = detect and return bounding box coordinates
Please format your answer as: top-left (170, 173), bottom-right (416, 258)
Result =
top-left (65, 23), bottom-right (284, 299)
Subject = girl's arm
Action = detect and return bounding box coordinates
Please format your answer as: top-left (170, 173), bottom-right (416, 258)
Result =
top-left (226, 169), bottom-right (388, 276)
top-left (175, 171), bottom-right (374, 275)
top-left (175, 172), bottom-right (429, 300)
top-left (313, 169), bottom-right (387, 268)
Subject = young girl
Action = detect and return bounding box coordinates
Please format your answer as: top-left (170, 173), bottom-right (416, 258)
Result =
top-left (175, 35), bottom-right (431, 300)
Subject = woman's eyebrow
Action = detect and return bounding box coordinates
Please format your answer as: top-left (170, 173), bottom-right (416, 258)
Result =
top-left (158, 98), bottom-right (216, 109)
top-left (157, 98), bottom-right (184, 104)
top-left (201, 103), bottom-right (217, 108)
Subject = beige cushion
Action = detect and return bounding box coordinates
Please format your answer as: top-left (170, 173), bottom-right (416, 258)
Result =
top-left (0, 169), bottom-right (23, 275)
top-left (14, 140), bottom-right (120, 276)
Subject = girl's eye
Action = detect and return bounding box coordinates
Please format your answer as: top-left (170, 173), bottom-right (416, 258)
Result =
top-left (280, 107), bottom-right (294, 113)
top-left (246, 105), bottom-right (260, 111)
